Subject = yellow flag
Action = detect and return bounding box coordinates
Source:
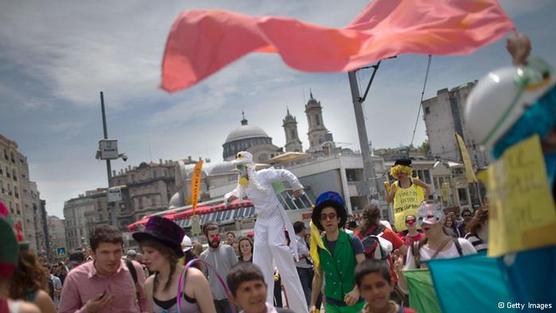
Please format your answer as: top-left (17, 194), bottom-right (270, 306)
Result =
top-left (190, 160), bottom-right (204, 214)
top-left (485, 135), bottom-right (556, 257)
top-left (455, 133), bottom-right (478, 183)
top-left (309, 221), bottom-right (326, 270)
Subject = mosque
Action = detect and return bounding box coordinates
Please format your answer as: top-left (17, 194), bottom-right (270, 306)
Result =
top-left (222, 92), bottom-right (334, 162)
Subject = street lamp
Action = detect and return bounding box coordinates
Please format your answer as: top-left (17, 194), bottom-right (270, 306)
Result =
top-left (96, 91), bottom-right (127, 228)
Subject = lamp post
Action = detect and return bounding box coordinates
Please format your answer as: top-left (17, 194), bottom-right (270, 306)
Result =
top-left (96, 91), bottom-right (128, 228)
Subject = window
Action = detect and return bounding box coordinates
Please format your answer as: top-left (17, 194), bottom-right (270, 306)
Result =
top-left (458, 188), bottom-right (468, 205)
top-left (12, 169), bottom-right (16, 181)
top-left (424, 106), bottom-right (431, 114)
top-left (423, 169), bottom-right (431, 184)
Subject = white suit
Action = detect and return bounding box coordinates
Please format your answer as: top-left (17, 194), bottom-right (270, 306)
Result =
top-left (226, 167), bottom-right (308, 313)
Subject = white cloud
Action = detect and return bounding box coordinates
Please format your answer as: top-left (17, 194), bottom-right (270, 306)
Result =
top-left (1, 0), bottom-right (556, 219)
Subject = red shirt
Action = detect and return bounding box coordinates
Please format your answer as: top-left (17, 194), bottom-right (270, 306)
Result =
top-left (401, 232), bottom-right (424, 246)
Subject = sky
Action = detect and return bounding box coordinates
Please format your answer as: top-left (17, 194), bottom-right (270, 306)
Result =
top-left (1, 0), bottom-right (555, 219)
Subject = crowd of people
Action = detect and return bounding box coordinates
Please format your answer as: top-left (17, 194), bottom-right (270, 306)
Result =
top-left (1, 185), bottom-right (488, 313)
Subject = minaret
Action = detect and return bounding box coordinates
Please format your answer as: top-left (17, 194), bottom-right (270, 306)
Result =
top-left (282, 108), bottom-right (303, 152)
top-left (305, 91), bottom-right (333, 152)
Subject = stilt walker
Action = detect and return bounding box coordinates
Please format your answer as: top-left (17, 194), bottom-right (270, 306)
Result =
top-left (225, 151), bottom-right (308, 313)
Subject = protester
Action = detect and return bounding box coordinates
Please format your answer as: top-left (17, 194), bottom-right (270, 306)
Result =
top-left (225, 151), bottom-right (308, 313)
top-left (293, 221), bottom-right (313, 305)
top-left (49, 267), bottom-right (62, 307)
top-left (0, 215), bottom-right (41, 313)
top-left (227, 263), bottom-right (295, 313)
top-left (238, 236), bottom-right (254, 263)
top-left (200, 221), bottom-right (238, 313)
top-left (191, 242), bottom-right (204, 257)
top-left (356, 204), bottom-right (406, 286)
top-left (181, 234), bottom-right (199, 267)
top-left (127, 249), bottom-right (138, 261)
top-left (310, 191), bottom-right (366, 313)
top-left (59, 224), bottom-right (148, 313)
top-left (398, 215), bottom-right (424, 247)
top-left (396, 202), bottom-right (477, 289)
top-left (444, 212), bottom-right (464, 238)
top-left (355, 259), bottom-right (416, 313)
top-left (10, 245), bottom-right (57, 313)
top-left (226, 232), bottom-right (240, 256)
top-left (459, 209), bottom-right (473, 236)
top-left (385, 159), bottom-right (430, 232)
top-left (134, 216), bottom-right (216, 313)
top-left (464, 207), bottom-right (489, 253)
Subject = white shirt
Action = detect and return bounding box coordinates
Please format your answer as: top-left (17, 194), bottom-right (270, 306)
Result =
top-left (404, 237), bottom-right (477, 269)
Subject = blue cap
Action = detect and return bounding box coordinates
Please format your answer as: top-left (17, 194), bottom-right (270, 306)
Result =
top-left (312, 191), bottom-right (347, 231)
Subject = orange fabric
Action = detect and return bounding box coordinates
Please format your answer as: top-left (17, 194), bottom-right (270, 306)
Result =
top-left (161, 0), bottom-right (513, 92)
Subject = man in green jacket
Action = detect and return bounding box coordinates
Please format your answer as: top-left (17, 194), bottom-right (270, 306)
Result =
top-left (309, 192), bottom-right (365, 313)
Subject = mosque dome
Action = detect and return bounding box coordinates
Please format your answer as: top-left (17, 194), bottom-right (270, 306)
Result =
top-left (224, 124), bottom-right (270, 143)
top-left (223, 114), bottom-right (274, 161)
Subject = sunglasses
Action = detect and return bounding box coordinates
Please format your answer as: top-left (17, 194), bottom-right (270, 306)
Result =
top-left (320, 213), bottom-right (337, 221)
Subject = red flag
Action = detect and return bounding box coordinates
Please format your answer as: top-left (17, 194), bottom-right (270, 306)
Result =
top-left (161, 0), bottom-right (513, 92)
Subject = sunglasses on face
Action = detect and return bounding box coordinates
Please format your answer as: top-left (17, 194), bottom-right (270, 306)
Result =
top-left (320, 213), bottom-right (337, 221)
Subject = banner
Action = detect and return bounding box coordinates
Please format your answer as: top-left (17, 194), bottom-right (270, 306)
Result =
top-left (428, 253), bottom-right (513, 313)
top-left (403, 269), bottom-right (441, 313)
top-left (190, 160), bottom-right (204, 214)
top-left (161, 0), bottom-right (513, 92)
top-left (455, 133), bottom-right (478, 183)
top-left (480, 135), bottom-right (556, 257)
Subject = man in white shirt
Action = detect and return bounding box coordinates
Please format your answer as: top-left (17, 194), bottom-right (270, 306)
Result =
top-left (293, 221), bottom-right (312, 305)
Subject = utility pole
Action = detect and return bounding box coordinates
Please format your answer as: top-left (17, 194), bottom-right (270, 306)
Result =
top-left (100, 92), bottom-right (112, 187)
top-left (97, 91), bottom-right (127, 228)
top-left (347, 57), bottom-right (395, 202)
top-left (348, 70), bottom-right (379, 201)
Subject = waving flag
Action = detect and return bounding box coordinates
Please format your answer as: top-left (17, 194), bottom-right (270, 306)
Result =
top-left (161, 0), bottom-right (513, 92)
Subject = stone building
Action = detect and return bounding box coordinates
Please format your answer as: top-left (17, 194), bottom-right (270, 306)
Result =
top-left (0, 134), bottom-right (48, 253)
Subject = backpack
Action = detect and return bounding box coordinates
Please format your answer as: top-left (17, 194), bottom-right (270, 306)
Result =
top-left (125, 260), bottom-right (140, 302)
top-left (412, 238), bottom-right (463, 268)
top-left (360, 225), bottom-right (393, 260)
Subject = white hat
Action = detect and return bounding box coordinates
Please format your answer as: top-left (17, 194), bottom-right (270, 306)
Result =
top-left (181, 235), bottom-right (192, 252)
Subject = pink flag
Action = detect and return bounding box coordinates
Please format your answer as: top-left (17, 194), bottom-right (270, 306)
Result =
top-left (161, 0), bottom-right (513, 92)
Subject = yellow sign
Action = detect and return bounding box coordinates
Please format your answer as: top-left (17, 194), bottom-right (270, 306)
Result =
top-left (483, 135), bottom-right (556, 257)
top-left (190, 160), bottom-right (204, 214)
top-left (455, 133), bottom-right (478, 183)
top-left (393, 182), bottom-right (425, 231)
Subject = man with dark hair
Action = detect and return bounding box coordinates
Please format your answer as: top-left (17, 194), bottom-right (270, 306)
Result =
top-left (310, 192), bottom-right (366, 313)
top-left (59, 225), bottom-right (148, 313)
top-left (200, 222), bottom-right (238, 313)
top-left (227, 263), bottom-right (295, 313)
top-left (293, 221), bottom-right (312, 305)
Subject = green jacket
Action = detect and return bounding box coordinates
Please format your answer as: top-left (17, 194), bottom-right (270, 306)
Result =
top-left (319, 230), bottom-right (357, 302)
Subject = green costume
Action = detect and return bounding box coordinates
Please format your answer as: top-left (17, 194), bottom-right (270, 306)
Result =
top-left (318, 230), bottom-right (364, 313)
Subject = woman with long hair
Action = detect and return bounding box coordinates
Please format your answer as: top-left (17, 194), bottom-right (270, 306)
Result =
top-left (444, 212), bottom-right (465, 238)
top-left (237, 236), bottom-right (254, 263)
top-left (9, 247), bottom-right (56, 313)
top-left (464, 207), bottom-right (489, 252)
top-left (133, 216), bottom-right (216, 313)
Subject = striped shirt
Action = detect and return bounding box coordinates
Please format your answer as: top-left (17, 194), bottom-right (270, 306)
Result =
top-left (464, 233), bottom-right (487, 252)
